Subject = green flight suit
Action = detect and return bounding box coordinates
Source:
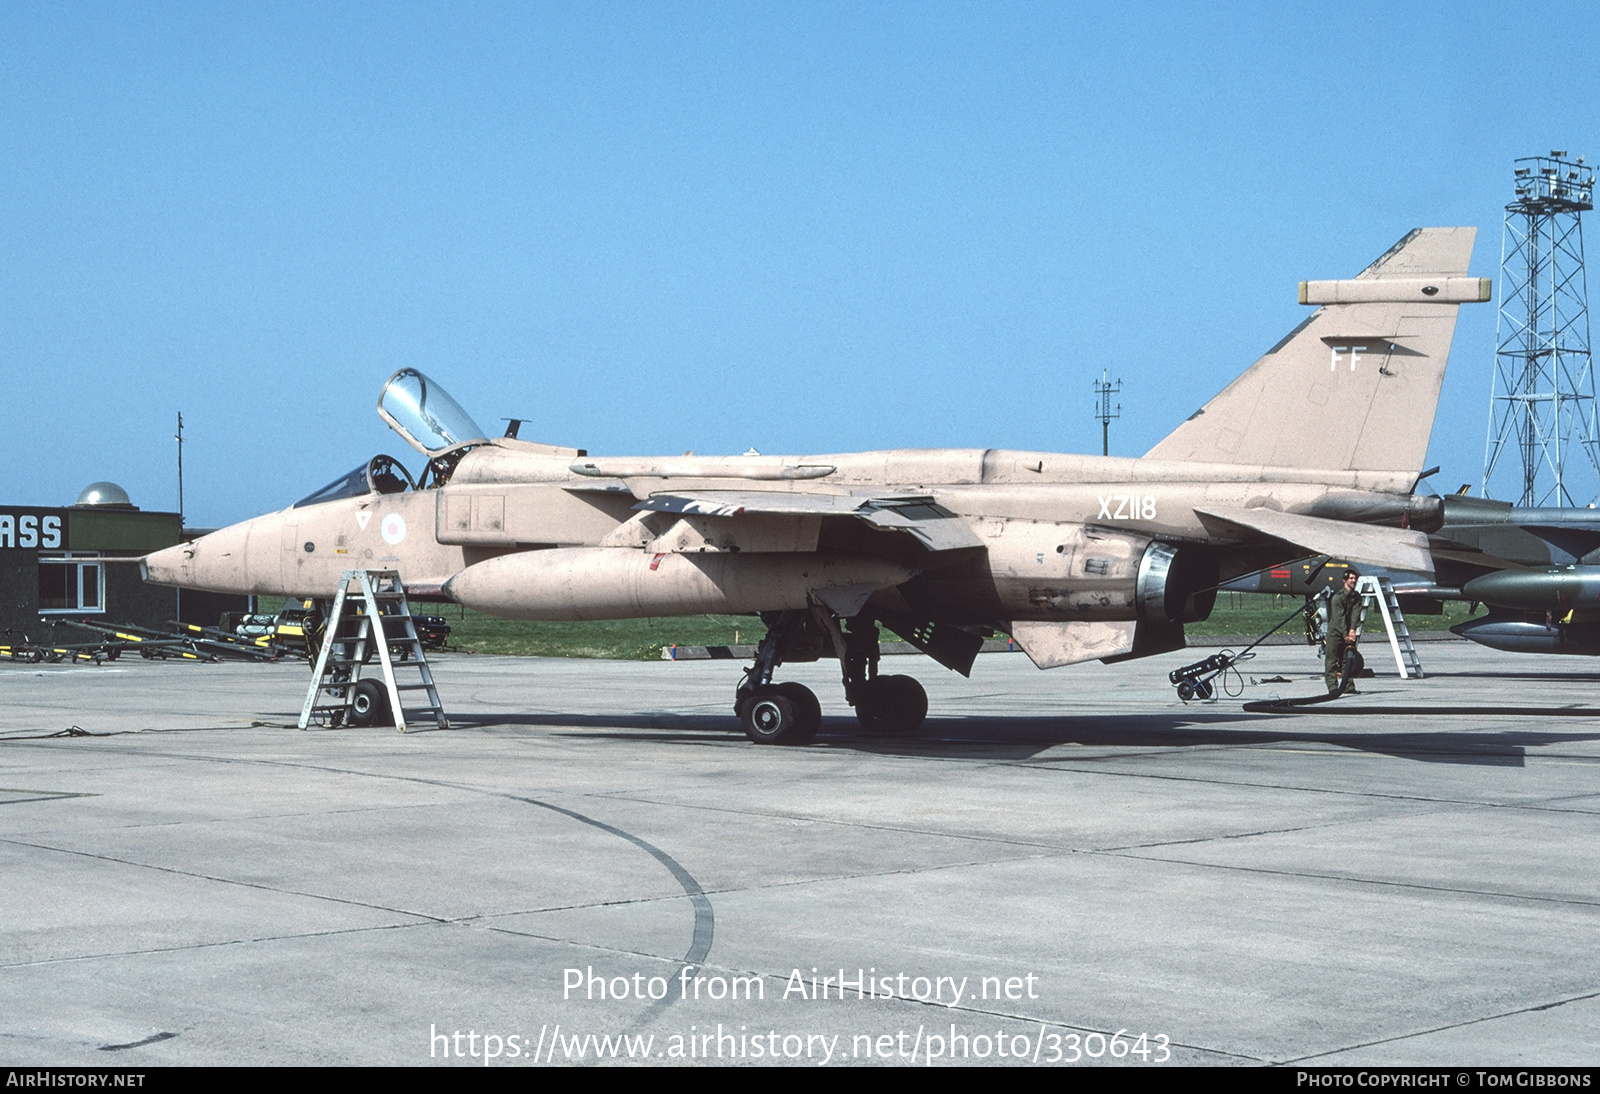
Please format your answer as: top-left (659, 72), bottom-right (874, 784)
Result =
top-left (1324, 586), bottom-right (1365, 693)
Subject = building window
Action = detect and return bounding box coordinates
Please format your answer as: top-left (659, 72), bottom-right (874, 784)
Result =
top-left (38, 556), bottom-right (103, 614)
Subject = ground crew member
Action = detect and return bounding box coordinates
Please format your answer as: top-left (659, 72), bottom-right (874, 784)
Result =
top-left (1324, 570), bottom-right (1364, 694)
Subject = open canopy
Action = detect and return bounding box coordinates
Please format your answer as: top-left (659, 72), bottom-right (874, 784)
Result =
top-left (377, 368), bottom-right (488, 456)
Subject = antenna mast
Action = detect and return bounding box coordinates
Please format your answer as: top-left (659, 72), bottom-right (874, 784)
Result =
top-left (175, 412), bottom-right (185, 524)
top-left (1093, 370), bottom-right (1122, 457)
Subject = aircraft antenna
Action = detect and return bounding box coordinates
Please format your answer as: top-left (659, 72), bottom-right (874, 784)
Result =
top-left (1482, 151), bottom-right (1600, 506)
top-left (175, 411), bottom-right (184, 524)
top-left (1093, 369), bottom-right (1122, 456)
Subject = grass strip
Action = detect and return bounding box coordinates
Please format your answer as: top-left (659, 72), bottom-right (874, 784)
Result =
top-left (253, 592), bottom-right (1482, 660)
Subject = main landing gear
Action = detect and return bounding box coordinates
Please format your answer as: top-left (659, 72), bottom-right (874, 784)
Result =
top-left (734, 607), bottom-right (929, 745)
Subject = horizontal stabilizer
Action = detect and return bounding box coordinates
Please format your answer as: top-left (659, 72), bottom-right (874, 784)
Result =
top-left (1427, 544), bottom-right (1529, 574)
top-left (1195, 506), bottom-right (1434, 575)
top-left (1520, 525), bottom-right (1600, 564)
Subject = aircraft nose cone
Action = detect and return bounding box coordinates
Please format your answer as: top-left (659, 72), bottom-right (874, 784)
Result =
top-left (141, 520), bottom-right (263, 593)
top-left (141, 542), bottom-right (195, 587)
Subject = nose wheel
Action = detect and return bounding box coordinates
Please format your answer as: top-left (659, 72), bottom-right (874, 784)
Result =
top-left (348, 679), bottom-right (393, 727)
top-left (739, 682), bottom-right (821, 745)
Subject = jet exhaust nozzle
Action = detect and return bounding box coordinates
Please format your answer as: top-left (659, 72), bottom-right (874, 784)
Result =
top-left (1136, 542), bottom-right (1218, 624)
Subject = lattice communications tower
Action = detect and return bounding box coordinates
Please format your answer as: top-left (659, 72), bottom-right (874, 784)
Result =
top-left (1093, 369), bottom-right (1121, 457)
top-left (1482, 152), bottom-right (1600, 506)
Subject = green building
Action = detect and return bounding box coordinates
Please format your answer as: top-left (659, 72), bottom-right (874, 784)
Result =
top-left (1, 483), bottom-right (242, 647)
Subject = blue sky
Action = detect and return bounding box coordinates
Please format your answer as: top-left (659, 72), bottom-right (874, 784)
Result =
top-left (2, 1), bottom-right (1596, 524)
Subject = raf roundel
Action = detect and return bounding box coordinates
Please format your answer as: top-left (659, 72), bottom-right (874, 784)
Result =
top-left (381, 513), bottom-right (407, 546)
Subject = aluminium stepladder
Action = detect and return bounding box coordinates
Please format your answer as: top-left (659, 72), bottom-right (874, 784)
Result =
top-left (1354, 574), bottom-right (1425, 680)
top-left (298, 569), bottom-right (449, 732)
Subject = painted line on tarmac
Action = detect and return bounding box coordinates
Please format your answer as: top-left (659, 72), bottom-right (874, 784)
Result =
top-left (1093, 847), bottom-right (1600, 911)
top-left (1280, 984), bottom-right (1600, 1065)
top-left (99, 748), bottom-right (720, 1027)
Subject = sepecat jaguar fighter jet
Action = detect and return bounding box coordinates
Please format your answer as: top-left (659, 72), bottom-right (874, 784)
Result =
top-left (143, 227), bottom-right (1486, 743)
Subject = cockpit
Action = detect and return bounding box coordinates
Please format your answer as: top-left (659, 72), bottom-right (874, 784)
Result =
top-left (293, 454), bottom-right (416, 508)
top-left (292, 369), bottom-right (490, 509)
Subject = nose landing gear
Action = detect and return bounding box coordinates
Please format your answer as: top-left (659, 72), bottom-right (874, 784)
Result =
top-left (735, 610), bottom-right (821, 745)
top-left (739, 682), bottom-right (822, 744)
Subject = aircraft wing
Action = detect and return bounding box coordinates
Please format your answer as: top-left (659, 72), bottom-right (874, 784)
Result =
top-left (1195, 506), bottom-right (1434, 575)
top-left (637, 491), bottom-right (985, 551)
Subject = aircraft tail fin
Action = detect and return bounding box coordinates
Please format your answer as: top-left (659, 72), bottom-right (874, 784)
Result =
top-left (1144, 227), bottom-right (1484, 475)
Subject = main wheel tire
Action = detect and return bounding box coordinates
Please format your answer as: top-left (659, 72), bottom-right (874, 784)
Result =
top-left (771, 682), bottom-right (821, 742)
top-left (854, 674), bottom-right (928, 735)
top-left (853, 677), bottom-right (889, 731)
top-left (741, 690), bottom-right (806, 745)
top-left (349, 679), bottom-right (392, 728)
top-left (882, 675), bottom-right (929, 733)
